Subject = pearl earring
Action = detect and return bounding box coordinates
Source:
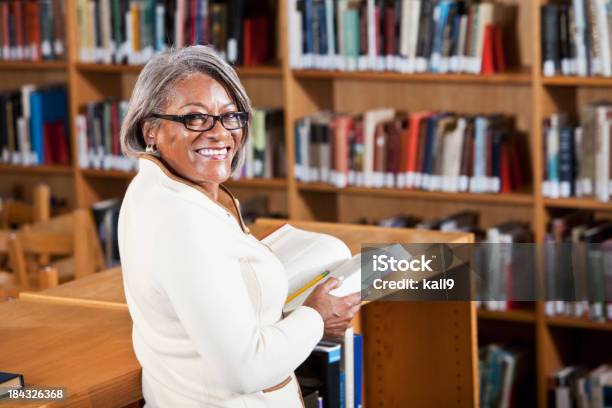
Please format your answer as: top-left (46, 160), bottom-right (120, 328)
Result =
top-left (145, 144), bottom-right (158, 154)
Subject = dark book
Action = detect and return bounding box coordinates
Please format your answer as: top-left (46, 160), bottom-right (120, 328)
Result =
top-left (296, 341), bottom-right (341, 408)
top-left (541, 4), bottom-right (560, 75)
top-left (0, 371), bottom-right (24, 399)
top-left (91, 198), bottom-right (122, 268)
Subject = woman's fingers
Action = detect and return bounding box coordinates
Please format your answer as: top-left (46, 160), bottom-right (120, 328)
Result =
top-left (318, 276), bottom-right (341, 293)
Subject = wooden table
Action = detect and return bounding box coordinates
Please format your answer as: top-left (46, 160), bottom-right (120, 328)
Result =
top-left (19, 267), bottom-right (126, 310)
top-left (0, 300), bottom-right (140, 407)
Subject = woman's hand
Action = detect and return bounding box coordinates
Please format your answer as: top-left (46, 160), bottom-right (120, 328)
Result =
top-left (302, 277), bottom-right (361, 339)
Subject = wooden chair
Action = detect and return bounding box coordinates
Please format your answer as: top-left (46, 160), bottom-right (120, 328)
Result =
top-left (10, 229), bottom-right (73, 291)
top-left (0, 230), bottom-right (18, 300)
top-left (0, 184), bottom-right (51, 229)
top-left (10, 209), bottom-right (105, 290)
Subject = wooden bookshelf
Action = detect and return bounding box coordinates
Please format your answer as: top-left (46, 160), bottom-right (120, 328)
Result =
top-left (1, 0), bottom-right (610, 406)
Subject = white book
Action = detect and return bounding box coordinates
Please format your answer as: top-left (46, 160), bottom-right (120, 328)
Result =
top-left (363, 109), bottom-right (395, 187)
top-left (343, 327), bottom-right (355, 408)
top-left (399, 0), bottom-right (411, 58)
top-left (595, 0), bottom-right (611, 76)
top-left (595, 107), bottom-right (610, 201)
top-left (261, 224), bottom-right (360, 314)
top-left (572, 0), bottom-right (589, 76)
top-left (16, 118), bottom-right (29, 165)
top-left (367, 0), bottom-right (376, 68)
top-left (76, 116), bottom-right (88, 168)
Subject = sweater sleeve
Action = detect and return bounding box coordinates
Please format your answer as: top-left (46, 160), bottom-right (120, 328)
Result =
top-left (154, 214), bottom-right (324, 394)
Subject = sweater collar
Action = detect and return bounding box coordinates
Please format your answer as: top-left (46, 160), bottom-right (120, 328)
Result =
top-left (137, 153), bottom-right (250, 235)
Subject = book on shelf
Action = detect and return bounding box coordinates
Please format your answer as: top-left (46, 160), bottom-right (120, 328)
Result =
top-left (549, 365), bottom-right (612, 408)
top-left (545, 210), bottom-right (612, 322)
top-left (296, 330), bottom-right (364, 408)
top-left (288, 0), bottom-right (518, 75)
top-left (260, 223), bottom-right (361, 314)
top-left (295, 109), bottom-right (529, 194)
top-left (542, 102), bottom-right (612, 201)
top-left (76, 0), bottom-right (277, 66)
top-left (76, 98), bottom-right (138, 172)
top-left (541, 0), bottom-right (612, 77)
top-left (0, 83), bottom-right (69, 166)
top-left (91, 198), bottom-right (122, 268)
top-left (479, 343), bottom-right (532, 408)
top-left (0, 0), bottom-right (65, 62)
top-left (232, 107), bottom-right (285, 180)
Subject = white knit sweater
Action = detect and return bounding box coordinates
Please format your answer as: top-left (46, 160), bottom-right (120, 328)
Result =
top-left (118, 156), bottom-right (324, 407)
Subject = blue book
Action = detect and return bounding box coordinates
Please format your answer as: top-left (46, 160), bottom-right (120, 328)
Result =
top-left (429, 1), bottom-right (451, 72)
top-left (29, 91), bottom-right (44, 165)
top-left (353, 334), bottom-right (363, 408)
top-left (304, 0), bottom-right (314, 55)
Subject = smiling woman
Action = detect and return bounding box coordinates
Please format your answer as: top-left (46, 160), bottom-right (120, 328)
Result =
top-left (117, 45), bottom-right (361, 408)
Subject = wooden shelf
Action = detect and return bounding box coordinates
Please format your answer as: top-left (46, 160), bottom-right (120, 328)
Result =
top-left (76, 62), bottom-right (282, 77)
top-left (81, 169), bottom-right (287, 189)
top-left (225, 178), bottom-right (287, 189)
top-left (293, 68), bottom-right (532, 84)
top-left (542, 75), bottom-right (612, 87)
top-left (0, 164), bottom-right (73, 175)
top-left (297, 182), bottom-right (534, 205)
top-left (81, 168), bottom-right (136, 179)
top-left (543, 197), bottom-right (612, 211)
top-left (547, 316), bottom-right (612, 331)
top-left (0, 60), bottom-right (67, 71)
top-left (477, 309), bottom-right (536, 323)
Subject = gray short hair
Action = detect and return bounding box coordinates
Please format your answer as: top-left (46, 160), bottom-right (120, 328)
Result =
top-left (120, 45), bottom-right (252, 173)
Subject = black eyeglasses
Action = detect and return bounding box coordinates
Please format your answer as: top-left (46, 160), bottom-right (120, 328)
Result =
top-left (151, 112), bottom-right (249, 132)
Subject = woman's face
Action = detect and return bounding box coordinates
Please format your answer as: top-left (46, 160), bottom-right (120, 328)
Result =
top-left (145, 73), bottom-right (243, 186)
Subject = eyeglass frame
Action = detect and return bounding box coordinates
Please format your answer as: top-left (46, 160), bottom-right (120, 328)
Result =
top-left (149, 112), bottom-right (249, 132)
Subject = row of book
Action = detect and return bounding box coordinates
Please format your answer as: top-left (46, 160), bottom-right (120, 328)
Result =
top-left (550, 365), bottom-right (612, 408)
top-left (0, 0), bottom-right (65, 62)
top-left (76, 0), bottom-right (277, 66)
top-left (479, 343), bottom-right (531, 408)
top-left (296, 328), bottom-right (363, 408)
top-left (76, 99), bottom-right (137, 172)
top-left (295, 110), bottom-right (529, 193)
top-left (288, 0), bottom-right (517, 75)
top-left (542, 103), bottom-right (612, 201)
top-left (541, 0), bottom-right (612, 77)
top-left (0, 84), bottom-right (69, 166)
top-left (545, 210), bottom-right (612, 322)
top-left (231, 108), bottom-right (286, 180)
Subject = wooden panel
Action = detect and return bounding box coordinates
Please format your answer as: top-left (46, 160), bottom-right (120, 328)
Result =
top-left (363, 301), bottom-right (476, 408)
top-left (0, 300), bottom-right (140, 408)
top-left (336, 194), bottom-right (533, 230)
top-left (0, 71), bottom-right (67, 91)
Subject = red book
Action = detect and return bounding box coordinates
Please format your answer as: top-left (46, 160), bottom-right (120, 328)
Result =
top-left (26, 1), bottom-right (40, 61)
top-left (13, 1), bottom-right (24, 59)
top-left (43, 122), bottom-right (54, 164)
top-left (54, 121), bottom-right (69, 165)
top-left (481, 25), bottom-right (495, 74)
top-left (384, 6), bottom-right (395, 56)
top-left (493, 25), bottom-right (506, 72)
top-left (374, 3), bottom-right (381, 56)
top-left (1, 3), bottom-right (9, 56)
top-left (500, 143), bottom-right (511, 193)
top-left (510, 140), bottom-right (523, 190)
top-left (243, 19), bottom-right (252, 65)
top-left (189, 0), bottom-right (197, 45)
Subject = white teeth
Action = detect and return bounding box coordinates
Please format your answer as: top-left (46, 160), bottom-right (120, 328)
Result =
top-left (197, 148), bottom-right (228, 157)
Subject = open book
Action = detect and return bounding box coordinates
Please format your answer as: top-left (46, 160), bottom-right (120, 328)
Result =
top-left (261, 224), bottom-right (361, 313)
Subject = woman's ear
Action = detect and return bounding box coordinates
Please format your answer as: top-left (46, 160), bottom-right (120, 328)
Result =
top-left (141, 120), bottom-right (157, 146)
